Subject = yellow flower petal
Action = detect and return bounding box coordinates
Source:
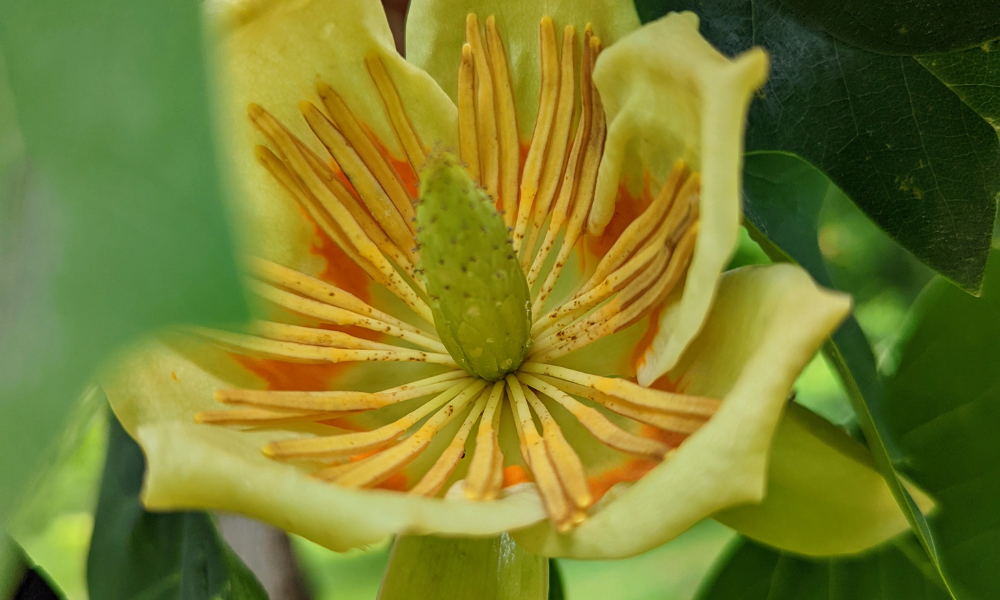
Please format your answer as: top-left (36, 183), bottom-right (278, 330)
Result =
top-left (406, 0), bottom-right (641, 139)
top-left (102, 339), bottom-right (546, 552)
top-left (209, 0), bottom-right (456, 271)
top-left (588, 13), bottom-right (769, 383)
top-left (513, 264), bottom-right (850, 558)
top-left (714, 402), bottom-right (934, 557)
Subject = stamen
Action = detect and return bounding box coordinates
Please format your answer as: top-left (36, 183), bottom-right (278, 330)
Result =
top-left (249, 321), bottom-right (400, 351)
top-left (214, 371), bottom-right (469, 411)
top-left (329, 380), bottom-right (489, 488)
top-left (530, 240), bottom-right (661, 337)
top-left (247, 105), bottom-right (432, 320)
top-left (533, 172), bottom-right (697, 336)
top-left (531, 34), bottom-right (606, 313)
top-left (605, 223), bottom-right (699, 334)
top-left (463, 381), bottom-right (506, 500)
top-left (364, 52), bottom-right (427, 171)
top-left (517, 373), bottom-right (669, 460)
top-left (263, 379), bottom-right (482, 460)
top-left (290, 134), bottom-right (421, 283)
top-left (522, 386), bottom-right (591, 511)
top-left (249, 280), bottom-right (445, 352)
top-left (289, 134), bottom-right (422, 284)
top-left (195, 407), bottom-right (331, 425)
top-left (254, 145), bottom-right (391, 289)
top-left (579, 161), bottom-right (691, 296)
top-left (192, 328), bottom-right (455, 366)
top-left (465, 14), bottom-right (499, 204)
top-left (522, 24), bottom-right (577, 266)
top-left (248, 258), bottom-right (436, 339)
top-left (520, 363), bottom-right (720, 417)
top-left (485, 15), bottom-right (520, 228)
top-left (506, 376), bottom-right (575, 531)
top-left (312, 457), bottom-right (369, 481)
top-left (409, 387), bottom-right (490, 496)
top-left (532, 374), bottom-right (707, 435)
top-left (530, 246), bottom-right (671, 360)
top-left (532, 219), bottom-right (700, 362)
top-left (315, 82), bottom-right (417, 232)
top-left (457, 43), bottom-right (480, 183)
top-left (299, 101), bottom-right (415, 254)
top-left (513, 16), bottom-right (560, 253)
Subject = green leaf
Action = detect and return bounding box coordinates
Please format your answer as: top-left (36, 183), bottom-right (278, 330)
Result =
top-left (881, 250), bottom-right (1000, 599)
top-left (8, 386), bottom-right (108, 600)
top-left (636, 0), bottom-right (1000, 292)
top-left (87, 411), bottom-right (267, 600)
top-left (740, 152), bottom-right (955, 593)
top-left (776, 0), bottom-right (1000, 55)
top-left (918, 40), bottom-right (1000, 131)
top-left (378, 534), bottom-right (547, 600)
top-left (698, 536), bottom-right (950, 600)
top-left (0, 0), bottom-right (245, 524)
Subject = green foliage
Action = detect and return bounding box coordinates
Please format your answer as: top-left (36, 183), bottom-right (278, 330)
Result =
top-left (739, 152), bottom-right (958, 593)
top-left (777, 0), bottom-right (1000, 54)
top-left (917, 41), bottom-right (1000, 130)
top-left (881, 251), bottom-right (1000, 599)
top-left (87, 413), bottom-right (266, 600)
top-left (417, 152), bottom-right (531, 380)
top-left (636, 0), bottom-right (1000, 291)
top-left (8, 388), bottom-right (108, 600)
top-left (705, 152), bottom-right (1000, 598)
top-left (698, 536), bottom-right (950, 600)
top-left (0, 0), bottom-right (245, 527)
top-left (378, 534), bottom-right (547, 600)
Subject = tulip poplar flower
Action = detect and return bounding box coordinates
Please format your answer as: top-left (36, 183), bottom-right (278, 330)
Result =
top-left (104, 0), bottom-right (929, 559)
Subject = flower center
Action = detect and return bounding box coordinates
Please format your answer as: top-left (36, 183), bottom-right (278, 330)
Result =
top-left (416, 152), bottom-right (531, 381)
top-left (195, 13), bottom-right (713, 533)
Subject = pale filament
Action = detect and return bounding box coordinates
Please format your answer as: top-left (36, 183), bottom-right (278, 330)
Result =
top-left (200, 14), bottom-right (714, 530)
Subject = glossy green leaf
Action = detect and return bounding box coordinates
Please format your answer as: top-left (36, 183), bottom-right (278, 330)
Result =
top-left (776, 0), bottom-right (1000, 55)
top-left (698, 536), bottom-right (949, 600)
top-left (918, 40), bottom-right (1000, 131)
top-left (740, 152), bottom-right (954, 592)
top-left (87, 412), bottom-right (267, 600)
top-left (0, 0), bottom-right (245, 525)
top-left (882, 251), bottom-right (1000, 599)
top-left (636, 0), bottom-right (1000, 292)
top-left (378, 534), bottom-right (547, 600)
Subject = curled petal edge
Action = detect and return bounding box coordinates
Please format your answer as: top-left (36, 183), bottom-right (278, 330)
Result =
top-left (513, 264), bottom-right (856, 558)
top-left (588, 12), bottom-right (769, 383)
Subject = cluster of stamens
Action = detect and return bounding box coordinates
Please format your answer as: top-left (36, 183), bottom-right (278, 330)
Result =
top-left (194, 14), bottom-right (712, 531)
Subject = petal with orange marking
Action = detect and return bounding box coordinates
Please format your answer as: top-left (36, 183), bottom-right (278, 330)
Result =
top-left (209, 0), bottom-right (455, 300)
top-left (101, 337), bottom-right (546, 552)
top-left (512, 265), bottom-right (917, 559)
top-left (589, 13), bottom-right (769, 382)
top-left (406, 0), bottom-right (641, 141)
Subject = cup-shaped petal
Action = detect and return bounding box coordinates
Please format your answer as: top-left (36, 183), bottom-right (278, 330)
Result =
top-left (514, 264), bottom-right (870, 558)
top-left (102, 338), bottom-right (547, 552)
top-left (589, 13), bottom-right (769, 383)
top-left (210, 0), bottom-right (456, 272)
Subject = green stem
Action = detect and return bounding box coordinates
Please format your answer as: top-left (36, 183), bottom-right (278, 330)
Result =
top-left (378, 534), bottom-right (548, 600)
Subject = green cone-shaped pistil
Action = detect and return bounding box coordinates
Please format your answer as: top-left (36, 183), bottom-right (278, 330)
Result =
top-left (416, 152), bottom-right (531, 381)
